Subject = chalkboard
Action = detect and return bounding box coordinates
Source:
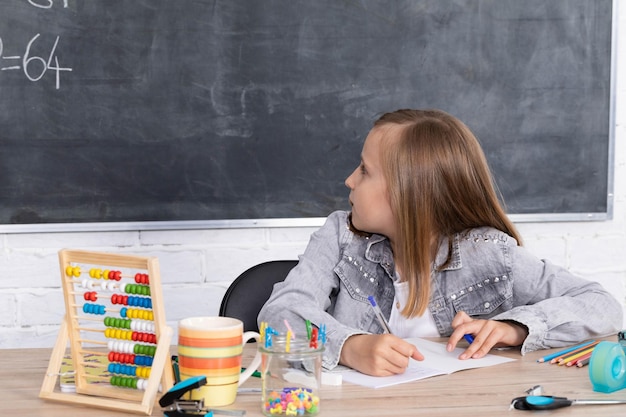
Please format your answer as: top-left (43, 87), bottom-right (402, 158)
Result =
top-left (0, 0), bottom-right (614, 231)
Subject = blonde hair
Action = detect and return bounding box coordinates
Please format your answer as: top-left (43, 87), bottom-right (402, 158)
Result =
top-left (375, 109), bottom-right (521, 317)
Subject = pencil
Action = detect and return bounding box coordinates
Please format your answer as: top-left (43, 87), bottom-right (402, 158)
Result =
top-left (537, 340), bottom-right (596, 363)
top-left (566, 350), bottom-right (593, 367)
top-left (576, 357), bottom-right (591, 368)
top-left (560, 346), bottom-right (596, 366)
top-left (549, 340), bottom-right (599, 364)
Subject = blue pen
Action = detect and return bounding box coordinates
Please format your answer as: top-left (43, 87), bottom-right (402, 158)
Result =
top-left (464, 334), bottom-right (474, 344)
top-left (367, 295), bottom-right (392, 334)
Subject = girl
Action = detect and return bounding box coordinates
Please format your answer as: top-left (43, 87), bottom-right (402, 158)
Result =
top-left (258, 109), bottom-right (622, 377)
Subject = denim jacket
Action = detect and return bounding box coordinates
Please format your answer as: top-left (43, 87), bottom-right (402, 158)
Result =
top-left (258, 211), bottom-right (622, 370)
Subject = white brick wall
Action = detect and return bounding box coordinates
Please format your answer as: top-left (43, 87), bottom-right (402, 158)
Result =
top-left (1, 6), bottom-right (625, 349)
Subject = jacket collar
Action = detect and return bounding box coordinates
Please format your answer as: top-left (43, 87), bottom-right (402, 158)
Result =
top-left (363, 232), bottom-right (463, 275)
top-left (364, 234), bottom-right (396, 278)
top-left (434, 234), bottom-right (463, 271)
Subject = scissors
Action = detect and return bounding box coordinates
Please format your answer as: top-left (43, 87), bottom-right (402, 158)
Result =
top-left (511, 395), bottom-right (626, 410)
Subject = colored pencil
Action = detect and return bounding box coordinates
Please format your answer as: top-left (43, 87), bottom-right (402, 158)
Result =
top-left (566, 350), bottom-right (593, 367)
top-left (560, 347), bottom-right (595, 366)
top-left (576, 357), bottom-right (591, 368)
top-left (549, 340), bottom-right (599, 364)
top-left (537, 340), bottom-right (596, 363)
top-left (554, 341), bottom-right (600, 364)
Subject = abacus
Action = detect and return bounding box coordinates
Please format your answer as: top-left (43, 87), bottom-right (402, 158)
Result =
top-left (40, 249), bottom-right (174, 415)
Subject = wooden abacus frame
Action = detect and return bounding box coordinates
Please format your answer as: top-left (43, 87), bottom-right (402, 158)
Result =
top-left (40, 249), bottom-right (174, 415)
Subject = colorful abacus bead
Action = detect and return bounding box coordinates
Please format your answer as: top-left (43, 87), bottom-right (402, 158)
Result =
top-left (111, 294), bottom-right (127, 305)
top-left (108, 351), bottom-right (134, 364)
top-left (120, 307), bottom-right (154, 321)
top-left (82, 303), bottom-right (106, 315)
top-left (111, 294), bottom-right (152, 308)
top-left (128, 296), bottom-right (152, 308)
top-left (66, 265), bottom-right (81, 277)
top-left (81, 278), bottom-right (96, 289)
top-left (135, 355), bottom-right (153, 366)
top-left (104, 316), bottom-right (131, 329)
top-left (130, 319), bottom-right (155, 333)
top-left (110, 375), bottom-right (139, 389)
top-left (108, 270), bottom-right (122, 281)
top-left (134, 273), bottom-right (149, 284)
top-left (119, 283), bottom-right (151, 296)
top-left (107, 363), bottom-right (152, 379)
top-left (83, 291), bottom-right (98, 301)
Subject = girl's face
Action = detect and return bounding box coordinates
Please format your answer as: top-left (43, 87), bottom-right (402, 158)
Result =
top-left (345, 126), bottom-right (397, 241)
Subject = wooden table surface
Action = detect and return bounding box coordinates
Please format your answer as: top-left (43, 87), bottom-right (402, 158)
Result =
top-left (6, 338), bottom-right (626, 416)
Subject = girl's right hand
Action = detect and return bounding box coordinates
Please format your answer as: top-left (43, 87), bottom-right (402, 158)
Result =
top-left (339, 333), bottom-right (424, 376)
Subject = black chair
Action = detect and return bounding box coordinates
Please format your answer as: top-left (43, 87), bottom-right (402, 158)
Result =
top-left (219, 260), bottom-right (298, 333)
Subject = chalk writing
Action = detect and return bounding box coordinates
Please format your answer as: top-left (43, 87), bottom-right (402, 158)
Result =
top-left (28, 0), bottom-right (68, 9)
top-left (0, 34), bottom-right (72, 89)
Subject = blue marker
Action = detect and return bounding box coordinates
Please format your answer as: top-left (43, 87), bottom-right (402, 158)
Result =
top-left (464, 334), bottom-right (474, 344)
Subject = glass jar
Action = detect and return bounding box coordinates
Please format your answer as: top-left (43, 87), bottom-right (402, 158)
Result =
top-left (258, 336), bottom-right (324, 416)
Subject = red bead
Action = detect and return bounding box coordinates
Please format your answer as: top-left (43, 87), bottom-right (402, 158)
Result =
top-left (134, 273), bottom-right (149, 284)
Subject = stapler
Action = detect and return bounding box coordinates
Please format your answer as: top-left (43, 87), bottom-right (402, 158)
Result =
top-left (159, 375), bottom-right (245, 417)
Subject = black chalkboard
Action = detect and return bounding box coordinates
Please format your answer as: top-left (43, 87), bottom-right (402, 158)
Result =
top-left (0, 0), bottom-right (613, 230)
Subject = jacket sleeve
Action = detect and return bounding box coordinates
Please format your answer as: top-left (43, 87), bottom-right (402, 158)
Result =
top-left (491, 244), bottom-right (623, 354)
top-left (257, 211), bottom-right (367, 369)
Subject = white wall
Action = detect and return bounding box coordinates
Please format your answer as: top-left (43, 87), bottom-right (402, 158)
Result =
top-left (1, 6), bottom-right (624, 349)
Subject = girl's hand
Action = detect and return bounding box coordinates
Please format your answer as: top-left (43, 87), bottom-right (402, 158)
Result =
top-left (447, 311), bottom-right (528, 359)
top-left (340, 333), bottom-right (424, 376)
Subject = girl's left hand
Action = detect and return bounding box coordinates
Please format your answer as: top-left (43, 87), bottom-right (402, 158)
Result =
top-left (446, 311), bottom-right (528, 359)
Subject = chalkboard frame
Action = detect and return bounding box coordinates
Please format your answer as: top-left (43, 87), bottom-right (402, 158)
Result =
top-left (0, 0), bottom-right (617, 234)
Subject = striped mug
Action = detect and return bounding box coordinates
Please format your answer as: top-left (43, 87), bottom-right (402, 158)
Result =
top-left (178, 316), bottom-right (261, 406)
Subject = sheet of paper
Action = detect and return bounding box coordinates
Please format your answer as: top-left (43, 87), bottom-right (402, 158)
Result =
top-left (341, 337), bottom-right (515, 388)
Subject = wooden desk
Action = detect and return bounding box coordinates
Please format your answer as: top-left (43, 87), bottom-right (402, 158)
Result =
top-left (6, 340), bottom-right (626, 416)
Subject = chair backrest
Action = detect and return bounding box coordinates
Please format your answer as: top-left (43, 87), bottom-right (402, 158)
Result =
top-left (219, 260), bottom-right (298, 333)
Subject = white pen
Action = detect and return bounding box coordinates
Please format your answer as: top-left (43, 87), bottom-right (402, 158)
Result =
top-left (367, 295), bottom-right (392, 334)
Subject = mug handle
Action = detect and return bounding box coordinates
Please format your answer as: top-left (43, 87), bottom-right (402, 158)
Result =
top-left (239, 331), bottom-right (262, 385)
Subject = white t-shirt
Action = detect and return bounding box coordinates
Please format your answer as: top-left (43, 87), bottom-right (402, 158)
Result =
top-left (388, 280), bottom-right (439, 338)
